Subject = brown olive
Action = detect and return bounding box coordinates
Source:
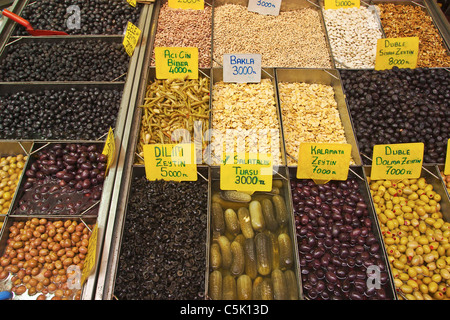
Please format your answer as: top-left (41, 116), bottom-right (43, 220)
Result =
top-left (14, 285), bottom-right (26, 295)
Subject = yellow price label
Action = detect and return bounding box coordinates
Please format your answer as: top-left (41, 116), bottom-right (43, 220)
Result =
top-left (296, 143), bottom-right (352, 184)
top-left (143, 143), bottom-right (198, 181)
top-left (81, 224), bottom-right (98, 286)
top-left (123, 21), bottom-right (141, 57)
top-left (127, 0), bottom-right (136, 7)
top-left (220, 153), bottom-right (273, 192)
top-left (324, 0), bottom-right (360, 10)
top-left (155, 47), bottom-right (198, 80)
top-left (371, 143), bottom-right (424, 180)
top-left (102, 127), bottom-right (115, 175)
top-left (444, 139), bottom-right (450, 175)
top-left (168, 0), bottom-right (204, 10)
top-left (375, 37), bottom-right (419, 70)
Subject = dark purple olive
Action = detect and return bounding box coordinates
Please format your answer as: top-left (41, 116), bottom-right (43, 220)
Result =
top-left (303, 281), bottom-right (313, 291)
top-left (63, 155), bottom-right (77, 165)
top-left (370, 243), bottom-right (380, 254)
top-left (97, 154), bottom-right (108, 163)
top-left (349, 291), bottom-right (364, 300)
top-left (325, 271), bottom-right (337, 283)
top-left (82, 179), bottom-right (91, 189)
top-left (313, 248), bottom-right (325, 259)
top-left (316, 280), bottom-right (326, 293)
top-left (26, 169), bottom-right (36, 178)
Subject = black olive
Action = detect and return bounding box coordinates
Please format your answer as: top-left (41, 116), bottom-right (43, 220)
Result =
top-left (340, 68), bottom-right (449, 164)
top-left (113, 177), bottom-right (208, 300)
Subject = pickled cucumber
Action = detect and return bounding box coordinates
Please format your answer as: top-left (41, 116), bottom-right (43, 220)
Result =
top-left (278, 233), bottom-right (293, 270)
top-left (273, 195), bottom-right (288, 226)
top-left (223, 275), bottom-right (237, 300)
top-left (284, 270), bottom-right (299, 300)
top-left (211, 202), bottom-right (225, 234)
top-left (237, 274), bottom-right (252, 300)
top-left (224, 208), bottom-right (241, 236)
top-left (259, 278), bottom-right (274, 300)
top-left (221, 190), bottom-right (252, 202)
top-left (210, 243), bottom-right (222, 270)
top-left (252, 276), bottom-right (264, 300)
top-left (249, 200), bottom-right (265, 232)
top-left (244, 238), bottom-right (258, 280)
top-left (209, 270), bottom-right (223, 300)
top-left (230, 240), bottom-right (245, 276)
top-left (255, 232), bottom-right (272, 276)
top-left (261, 198), bottom-right (279, 232)
top-left (271, 269), bottom-right (288, 300)
top-left (237, 207), bottom-right (255, 239)
top-left (218, 235), bottom-right (232, 270)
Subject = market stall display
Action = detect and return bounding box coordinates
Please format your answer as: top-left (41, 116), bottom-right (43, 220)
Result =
top-left (1, 0), bottom-right (449, 301)
top-left (367, 167), bottom-right (450, 300)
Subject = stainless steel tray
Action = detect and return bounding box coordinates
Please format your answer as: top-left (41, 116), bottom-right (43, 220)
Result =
top-left (0, 82), bottom-right (126, 142)
top-left (371, 0), bottom-right (450, 55)
top-left (0, 35), bottom-right (131, 83)
top-left (0, 141), bottom-right (32, 219)
top-left (363, 164), bottom-right (450, 299)
top-left (0, 215), bottom-right (97, 300)
top-left (107, 165), bottom-right (210, 300)
top-left (211, 67), bottom-right (287, 167)
top-left (288, 165), bottom-right (397, 300)
top-left (206, 165), bottom-right (304, 300)
top-left (274, 68), bottom-right (362, 167)
top-left (212, 0), bottom-right (335, 68)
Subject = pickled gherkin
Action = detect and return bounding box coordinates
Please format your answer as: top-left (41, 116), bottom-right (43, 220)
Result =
top-left (208, 178), bottom-right (299, 300)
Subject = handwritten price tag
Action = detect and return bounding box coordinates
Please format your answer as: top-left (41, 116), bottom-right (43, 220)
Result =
top-left (155, 47), bottom-right (198, 80)
top-left (296, 143), bottom-right (352, 184)
top-left (375, 37), bottom-right (419, 70)
top-left (444, 139), bottom-right (450, 175)
top-left (168, 0), bottom-right (204, 10)
top-left (324, 0), bottom-right (360, 10)
top-left (220, 153), bottom-right (273, 192)
top-left (81, 224), bottom-right (98, 286)
top-left (223, 54), bottom-right (261, 83)
top-left (143, 143), bottom-right (197, 181)
top-left (123, 21), bottom-right (141, 57)
top-left (371, 143), bottom-right (424, 180)
top-left (127, 0), bottom-right (136, 7)
top-left (102, 127), bottom-right (115, 176)
top-left (248, 0), bottom-right (281, 16)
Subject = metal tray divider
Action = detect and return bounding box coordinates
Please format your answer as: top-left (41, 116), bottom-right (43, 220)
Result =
top-left (94, 3), bottom-right (158, 299)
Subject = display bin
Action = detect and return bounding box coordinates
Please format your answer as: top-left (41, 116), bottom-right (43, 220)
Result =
top-left (0, 2), bottom-right (155, 300)
top-left (0, 215), bottom-right (97, 300)
top-left (210, 67), bottom-right (286, 167)
top-left (8, 0), bottom-right (144, 37)
top-left (149, 0), bottom-right (213, 68)
top-left (7, 141), bottom-right (114, 219)
top-left (0, 141), bottom-right (33, 217)
top-left (288, 165), bottom-right (397, 300)
top-left (212, 0), bottom-right (335, 69)
top-left (363, 165), bottom-right (450, 300)
top-left (437, 164), bottom-right (450, 201)
top-left (318, 0), bottom-right (385, 69)
top-left (274, 68), bottom-right (362, 167)
top-left (206, 165), bottom-right (304, 300)
top-left (99, 165), bottom-right (211, 300)
top-left (0, 141), bottom-right (116, 300)
top-left (371, 0), bottom-right (450, 56)
top-left (133, 67), bottom-right (213, 165)
top-left (0, 82), bottom-right (127, 142)
top-left (0, 35), bottom-right (132, 83)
